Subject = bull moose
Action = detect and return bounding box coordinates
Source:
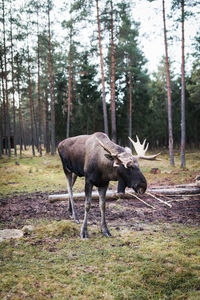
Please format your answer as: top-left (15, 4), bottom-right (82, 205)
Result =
top-left (58, 132), bottom-right (160, 238)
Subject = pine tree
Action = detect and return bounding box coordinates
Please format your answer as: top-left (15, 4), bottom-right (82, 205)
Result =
top-left (96, 0), bottom-right (109, 136)
top-left (162, 0), bottom-right (174, 165)
top-left (47, 0), bottom-right (56, 155)
top-left (2, 0), bottom-right (11, 157)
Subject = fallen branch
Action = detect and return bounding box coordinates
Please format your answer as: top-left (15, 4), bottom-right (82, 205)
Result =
top-left (164, 193), bottom-right (200, 198)
top-left (168, 197), bottom-right (200, 203)
top-left (146, 192), bottom-right (172, 208)
top-left (147, 187), bottom-right (200, 195)
top-left (48, 190), bottom-right (130, 203)
top-left (127, 192), bottom-right (156, 209)
top-left (48, 185), bottom-right (200, 203)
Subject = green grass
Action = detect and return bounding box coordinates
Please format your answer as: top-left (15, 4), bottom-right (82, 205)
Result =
top-left (0, 222), bottom-right (199, 299)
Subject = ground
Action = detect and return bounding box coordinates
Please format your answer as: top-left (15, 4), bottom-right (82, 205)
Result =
top-left (0, 188), bottom-right (200, 230)
top-left (0, 151), bottom-right (200, 299)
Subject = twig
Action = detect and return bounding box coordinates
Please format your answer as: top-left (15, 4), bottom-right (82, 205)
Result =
top-left (146, 192), bottom-right (172, 208)
top-left (127, 192), bottom-right (156, 210)
top-left (168, 197), bottom-right (200, 203)
top-left (162, 193), bottom-right (200, 197)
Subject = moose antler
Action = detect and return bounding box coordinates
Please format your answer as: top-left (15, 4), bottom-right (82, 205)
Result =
top-left (96, 138), bottom-right (118, 157)
top-left (128, 136), bottom-right (161, 160)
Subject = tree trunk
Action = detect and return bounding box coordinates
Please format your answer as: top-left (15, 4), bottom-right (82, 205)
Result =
top-left (66, 61), bottom-right (71, 138)
top-left (45, 90), bottom-right (50, 153)
top-left (96, 0), bottom-right (109, 136)
top-left (16, 54), bottom-right (25, 156)
top-left (16, 59), bottom-right (22, 157)
top-left (42, 98), bottom-right (47, 151)
top-left (128, 69), bottom-right (133, 141)
top-left (180, 0), bottom-right (186, 167)
top-left (0, 55), bottom-right (6, 154)
top-left (3, 0), bottom-right (11, 157)
top-left (162, 0), bottom-right (174, 166)
top-left (10, 11), bottom-right (17, 157)
top-left (110, 0), bottom-right (116, 142)
top-left (32, 84), bottom-right (39, 150)
top-left (28, 50), bottom-right (35, 156)
top-left (0, 100), bottom-right (2, 157)
top-left (37, 14), bottom-right (42, 156)
top-left (66, 26), bottom-right (72, 138)
top-left (47, 2), bottom-right (56, 155)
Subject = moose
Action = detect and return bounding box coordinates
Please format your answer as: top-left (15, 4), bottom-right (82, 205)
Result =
top-left (58, 132), bottom-right (160, 238)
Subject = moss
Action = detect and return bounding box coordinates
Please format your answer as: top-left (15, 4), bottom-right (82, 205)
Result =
top-left (34, 220), bottom-right (80, 238)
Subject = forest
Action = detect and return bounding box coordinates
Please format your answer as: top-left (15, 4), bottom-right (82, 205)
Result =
top-left (0, 0), bottom-right (200, 164)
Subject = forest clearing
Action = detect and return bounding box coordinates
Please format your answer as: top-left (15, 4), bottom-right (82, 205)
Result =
top-left (0, 150), bottom-right (200, 299)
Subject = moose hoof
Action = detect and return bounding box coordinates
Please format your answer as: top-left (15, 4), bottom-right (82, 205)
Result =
top-left (102, 228), bottom-right (112, 237)
top-left (81, 231), bottom-right (88, 239)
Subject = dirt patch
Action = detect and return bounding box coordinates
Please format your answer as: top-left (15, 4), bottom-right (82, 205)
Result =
top-left (0, 189), bottom-right (200, 229)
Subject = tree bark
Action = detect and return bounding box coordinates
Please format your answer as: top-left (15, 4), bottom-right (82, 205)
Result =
top-left (110, 0), bottom-right (117, 142)
top-left (0, 97), bottom-right (2, 157)
top-left (16, 56), bottom-right (23, 158)
top-left (180, 0), bottom-right (186, 167)
top-left (162, 0), bottom-right (174, 166)
top-left (10, 8), bottom-right (17, 157)
top-left (47, 1), bottom-right (56, 155)
top-left (42, 96), bottom-right (46, 151)
top-left (128, 69), bottom-right (133, 140)
top-left (0, 55), bottom-right (6, 154)
top-left (3, 0), bottom-right (11, 157)
top-left (66, 26), bottom-right (72, 138)
top-left (37, 13), bottom-right (42, 156)
top-left (96, 0), bottom-right (109, 136)
top-left (28, 50), bottom-right (35, 156)
top-left (45, 90), bottom-right (50, 153)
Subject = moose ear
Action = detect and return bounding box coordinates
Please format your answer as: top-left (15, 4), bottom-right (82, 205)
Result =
top-left (104, 154), bottom-right (114, 161)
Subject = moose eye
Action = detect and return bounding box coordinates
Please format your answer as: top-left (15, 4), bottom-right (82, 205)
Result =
top-left (127, 162), bottom-right (134, 168)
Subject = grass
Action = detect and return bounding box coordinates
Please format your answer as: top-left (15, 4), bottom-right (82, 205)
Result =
top-left (0, 147), bottom-right (200, 299)
top-left (0, 223), bottom-right (199, 299)
top-left (0, 148), bottom-right (200, 197)
top-left (0, 150), bottom-right (85, 197)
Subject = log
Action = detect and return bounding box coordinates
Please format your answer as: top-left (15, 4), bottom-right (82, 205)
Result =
top-left (48, 186), bottom-right (200, 203)
top-left (48, 190), bottom-right (131, 203)
top-left (148, 187), bottom-right (200, 195)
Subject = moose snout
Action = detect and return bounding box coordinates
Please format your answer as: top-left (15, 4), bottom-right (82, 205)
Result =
top-left (134, 178), bottom-right (147, 194)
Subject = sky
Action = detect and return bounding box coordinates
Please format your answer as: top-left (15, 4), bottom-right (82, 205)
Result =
top-left (132, 0), bottom-right (200, 76)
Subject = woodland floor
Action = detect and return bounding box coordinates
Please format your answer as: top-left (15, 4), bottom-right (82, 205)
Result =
top-left (1, 187), bottom-right (200, 230)
top-left (1, 152), bottom-right (200, 299)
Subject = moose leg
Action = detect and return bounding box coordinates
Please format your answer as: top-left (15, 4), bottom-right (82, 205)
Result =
top-left (67, 173), bottom-right (77, 214)
top-left (98, 185), bottom-right (111, 237)
top-left (81, 180), bottom-right (93, 239)
top-left (65, 171), bottom-right (79, 223)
